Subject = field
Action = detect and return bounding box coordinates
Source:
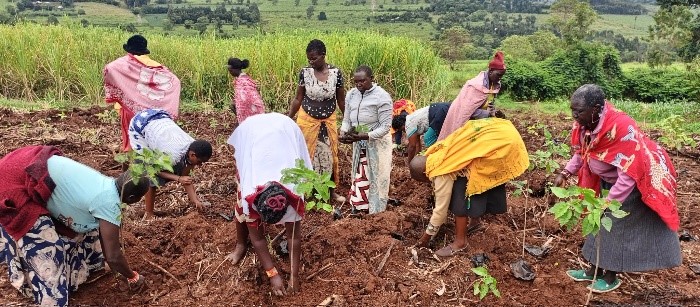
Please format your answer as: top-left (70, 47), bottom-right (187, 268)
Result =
top-left (0, 106), bottom-right (698, 306)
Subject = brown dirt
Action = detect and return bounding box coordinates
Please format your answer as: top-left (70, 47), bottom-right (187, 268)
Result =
top-left (1, 106), bottom-right (699, 306)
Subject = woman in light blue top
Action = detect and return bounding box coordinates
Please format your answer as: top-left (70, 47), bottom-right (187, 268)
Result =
top-left (340, 65), bottom-right (393, 214)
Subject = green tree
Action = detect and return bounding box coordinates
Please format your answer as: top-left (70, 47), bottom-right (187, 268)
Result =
top-left (548, 0), bottom-right (597, 44)
top-left (657, 0), bottom-right (700, 8)
top-left (80, 18), bottom-right (89, 27)
top-left (295, 0), bottom-right (300, 5)
top-left (529, 30), bottom-right (562, 61)
top-left (312, 0), bottom-right (318, 4)
top-left (318, 11), bottom-right (327, 20)
top-left (47, 16), bottom-right (59, 25)
top-left (435, 27), bottom-right (472, 69)
top-left (647, 5), bottom-right (694, 66)
top-left (499, 35), bottom-right (537, 61)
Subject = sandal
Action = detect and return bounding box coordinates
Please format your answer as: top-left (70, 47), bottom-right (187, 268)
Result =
top-left (587, 278), bottom-right (622, 293)
top-left (435, 245), bottom-right (466, 257)
top-left (566, 269), bottom-right (595, 282)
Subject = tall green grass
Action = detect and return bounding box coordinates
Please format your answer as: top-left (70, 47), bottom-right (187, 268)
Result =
top-left (0, 22), bottom-right (450, 112)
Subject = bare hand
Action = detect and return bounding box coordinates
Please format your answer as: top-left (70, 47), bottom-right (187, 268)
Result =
top-left (549, 173), bottom-right (568, 206)
top-left (493, 110), bottom-right (506, 119)
top-left (415, 233), bottom-right (432, 248)
top-left (270, 275), bottom-right (286, 296)
top-left (177, 176), bottom-right (194, 185)
top-left (128, 274), bottom-right (147, 293)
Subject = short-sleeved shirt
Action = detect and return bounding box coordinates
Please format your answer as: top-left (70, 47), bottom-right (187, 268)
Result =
top-left (298, 65), bottom-right (344, 120)
top-left (45, 156), bottom-right (122, 233)
top-left (405, 106), bottom-right (430, 138)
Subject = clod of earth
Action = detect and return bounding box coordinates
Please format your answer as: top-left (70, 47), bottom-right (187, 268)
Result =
top-left (470, 253), bottom-right (490, 267)
top-left (388, 198), bottom-right (402, 206)
top-left (511, 259), bottom-right (536, 281)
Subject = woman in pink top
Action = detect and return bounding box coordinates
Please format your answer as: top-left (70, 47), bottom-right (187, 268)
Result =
top-left (553, 84), bottom-right (681, 293)
top-left (228, 57), bottom-right (266, 123)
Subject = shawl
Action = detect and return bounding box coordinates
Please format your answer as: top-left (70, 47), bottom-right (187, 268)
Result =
top-left (103, 54), bottom-right (180, 119)
top-left (0, 146), bottom-right (62, 240)
top-left (437, 72), bottom-right (499, 141)
top-left (426, 118), bottom-right (529, 196)
top-left (572, 102), bottom-right (679, 231)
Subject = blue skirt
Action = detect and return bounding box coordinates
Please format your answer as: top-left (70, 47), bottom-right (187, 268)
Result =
top-left (0, 216), bottom-right (104, 306)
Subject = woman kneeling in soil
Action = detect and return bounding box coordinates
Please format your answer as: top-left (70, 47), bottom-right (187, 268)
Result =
top-left (0, 146), bottom-right (150, 306)
top-left (339, 65), bottom-right (393, 214)
top-left (410, 117), bottom-right (529, 257)
top-left (553, 84), bottom-right (681, 293)
top-left (227, 113), bottom-right (310, 295)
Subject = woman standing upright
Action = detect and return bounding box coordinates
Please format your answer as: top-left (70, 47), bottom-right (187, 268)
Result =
top-left (340, 65), bottom-right (393, 214)
top-left (288, 39), bottom-right (346, 202)
top-left (228, 57), bottom-right (265, 124)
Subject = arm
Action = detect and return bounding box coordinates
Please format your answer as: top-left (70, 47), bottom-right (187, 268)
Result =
top-left (339, 90), bottom-right (353, 134)
top-left (248, 224), bottom-right (286, 296)
top-left (180, 167), bottom-right (202, 207)
top-left (98, 219), bottom-right (136, 279)
top-left (471, 108), bottom-right (490, 120)
top-left (336, 87), bottom-right (346, 115)
top-left (417, 174), bottom-right (453, 247)
top-left (605, 168), bottom-right (636, 203)
top-left (367, 92), bottom-right (393, 139)
top-left (405, 134), bottom-right (422, 166)
top-left (288, 86), bottom-right (304, 119)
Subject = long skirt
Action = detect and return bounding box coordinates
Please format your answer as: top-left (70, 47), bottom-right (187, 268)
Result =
top-left (0, 216), bottom-right (104, 306)
top-left (349, 133), bottom-right (392, 214)
top-left (582, 188), bottom-right (682, 272)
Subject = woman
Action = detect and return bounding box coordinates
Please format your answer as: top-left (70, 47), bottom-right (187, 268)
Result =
top-left (391, 99), bottom-right (416, 147)
top-left (411, 117), bottom-right (529, 257)
top-left (339, 65), bottom-right (393, 214)
top-left (437, 51), bottom-right (506, 141)
top-left (227, 57), bottom-right (265, 123)
top-left (129, 109), bottom-right (213, 220)
top-left (103, 34), bottom-right (181, 153)
top-left (0, 146), bottom-right (150, 306)
top-left (554, 84), bottom-right (681, 293)
top-left (226, 113), bottom-right (310, 296)
top-left (391, 102), bottom-right (451, 165)
top-left (288, 39), bottom-right (346, 202)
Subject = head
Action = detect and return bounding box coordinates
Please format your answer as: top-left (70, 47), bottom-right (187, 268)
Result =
top-left (123, 34), bottom-right (150, 56)
top-left (392, 111), bottom-right (408, 132)
top-left (570, 84), bottom-right (606, 130)
top-left (115, 172), bottom-right (150, 204)
top-left (409, 155), bottom-right (430, 183)
top-left (253, 181), bottom-right (294, 224)
top-left (186, 140), bottom-right (213, 166)
top-left (227, 57), bottom-right (249, 77)
top-left (487, 51), bottom-right (506, 84)
top-left (306, 39), bottom-right (327, 70)
top-left (353, 65), bottom-right (374, 93)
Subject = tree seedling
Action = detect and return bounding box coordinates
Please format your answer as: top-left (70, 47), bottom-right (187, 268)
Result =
top-left (471, 266), bottom-right (501, 300)
top-left (280, 159), bottom-right (336, 213)
top-left (114, 148), bottom-right (174, 221)
top-left (548, 186), bottom-right (628, 237)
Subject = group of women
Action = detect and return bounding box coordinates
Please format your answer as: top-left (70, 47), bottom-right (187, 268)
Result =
top-left (0, 34), bottom-right (684, 305)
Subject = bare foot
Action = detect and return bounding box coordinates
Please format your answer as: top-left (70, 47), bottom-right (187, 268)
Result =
top-left (225, 244), bottom-right (247, 265)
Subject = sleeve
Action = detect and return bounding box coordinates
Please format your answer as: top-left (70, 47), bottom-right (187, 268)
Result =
top-left (367, 91), bottom-right (393, 139)
top-left (404, 113), bottom-right (419, 138)
top-left (340, 90), bottom-right (353, 133)
top-left (606, 169), bottom-right (636, 203)
top-left (91, 193), bottom-right (122, 227)
top-left (336, 69), bottom-right (344, 89)
top-left (564, 153), bottom-right (583, 175)
top-left (470, 109), bottom-right (490, 120)
top-left (427, 175), bottom-right (454, 235)
top-left (297, 69), bottom-right (305, 87)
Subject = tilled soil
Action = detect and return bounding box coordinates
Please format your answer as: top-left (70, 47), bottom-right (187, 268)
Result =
top-left (1, 106), bottom-right (698, 306)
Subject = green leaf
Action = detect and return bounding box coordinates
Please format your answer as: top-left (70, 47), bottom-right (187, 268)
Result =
top-left (601, 216), bottom-right (613, 232)
top-left (479, 283), bottom-right (488, 300)
top-left (114, 154), bottom-right (128, 164)
top-left (305, 201), bottom-right (315, 211)
top-left (321, 203), bottom-right (333, 212)
top-left (610, 210), bottom-right (629, 219)
top-left (491, 284), bottom-right (501, 298)
top-left (471, 267), bottom-right (488, 276)
top-left (550, 187), bottom-right (570, 198)
top-left (473, 282), bottom-right (480, 296)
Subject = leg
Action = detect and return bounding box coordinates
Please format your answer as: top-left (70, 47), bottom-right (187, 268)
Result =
top-left (143, 186), bottom-right (156, 220)
top-left (285, 221), bottom-right (302, 293)
top-left (227, 221), bottom-right (249, 265)
top-left (451, 216), bottom-right (468, 250)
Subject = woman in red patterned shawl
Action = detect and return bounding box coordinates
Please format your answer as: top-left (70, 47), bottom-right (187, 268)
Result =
top-left (553, 84), bottom-right (681, 293)
top-left (227, 57), bottom-right (266, 123)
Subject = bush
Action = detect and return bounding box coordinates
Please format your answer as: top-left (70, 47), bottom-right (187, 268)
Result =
top-left (623, 68), bottom-right (695, 102)
top-left (501, 59), bottom-right (558, 101)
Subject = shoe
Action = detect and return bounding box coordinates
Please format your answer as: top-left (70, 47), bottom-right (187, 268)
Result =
top-left (435, 245), bottom-right (466, 257)
top-left (587, 278), bottom-right (622, 293)
top-left (566, 269), bottom-right (595, 282)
